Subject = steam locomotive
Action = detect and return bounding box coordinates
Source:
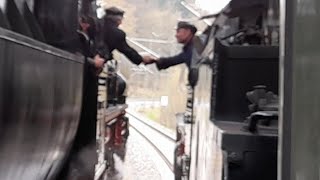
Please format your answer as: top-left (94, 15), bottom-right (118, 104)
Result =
top-left (174, 0), bottom-right (280, 179)
top-left (2, 0), bottom-right (317, 179)
top-left (0, 0), bottom-right (128, 179)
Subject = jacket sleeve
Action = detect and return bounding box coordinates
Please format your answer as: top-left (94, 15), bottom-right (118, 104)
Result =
top-left (156, 52), bottom-right (187, 70)
top-left (115, 31), bottom-right (143, 65)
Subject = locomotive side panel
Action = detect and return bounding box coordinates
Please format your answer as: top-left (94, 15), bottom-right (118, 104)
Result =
top-left (0, 29), bottom-right (84, 180)
top-left (190, 64), bottom-right (224, 180)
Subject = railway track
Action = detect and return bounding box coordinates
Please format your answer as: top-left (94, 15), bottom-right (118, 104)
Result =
top-left (126, 110), bottom-right (176, 173)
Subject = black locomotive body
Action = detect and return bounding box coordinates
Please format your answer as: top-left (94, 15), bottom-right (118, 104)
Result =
top-left (0, 0), bottom-right (129, 179)
top-left (0, 0), bottom-right (85, 179)
top-left (176, 0), bottom-right (280, 179)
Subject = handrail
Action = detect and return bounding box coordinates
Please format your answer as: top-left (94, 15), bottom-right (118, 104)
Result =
top-left (104, 104), bottom-right (128, 124)
top-left (180, 1), bottom-right (211, 26)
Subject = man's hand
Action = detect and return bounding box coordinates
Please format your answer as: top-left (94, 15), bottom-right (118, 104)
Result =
top-left (93, 54), bottom-right (105, 69)
top-left (142, 55), bottom-right (157, 65)
top-left (93, 54), bottom-right (105, 75)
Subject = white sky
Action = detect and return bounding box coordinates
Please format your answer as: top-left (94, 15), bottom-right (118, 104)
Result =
top-left (195, 0), bottom-right (231, 13)
top-left (0, 0), bottom-right (5, 11)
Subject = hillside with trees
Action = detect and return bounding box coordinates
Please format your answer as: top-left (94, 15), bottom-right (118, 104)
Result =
top-left (100, 0), bottom-right (205, 129)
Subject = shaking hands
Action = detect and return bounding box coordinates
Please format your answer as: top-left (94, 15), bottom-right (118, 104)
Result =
top-left (142, 55), bottom-right (157, 65)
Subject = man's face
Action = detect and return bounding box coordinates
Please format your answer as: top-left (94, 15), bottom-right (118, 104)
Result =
top-left (116, 17), bottom-right (123, 27)
top-left (175, 28), bottom-right (193, 44)
top-left (80, 22), bottom-right (90, 31)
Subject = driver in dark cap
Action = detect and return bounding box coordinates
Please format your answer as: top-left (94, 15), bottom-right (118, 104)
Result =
top-left (144, 21), bottom-right (197, 70)
top-left (99, 6), bottom-right (151, 64)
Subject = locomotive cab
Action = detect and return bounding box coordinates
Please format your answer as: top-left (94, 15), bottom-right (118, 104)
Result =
top-left (211, 38), bottom-right (279, 180)
top-left (186, 0), bottom-right (280, 179)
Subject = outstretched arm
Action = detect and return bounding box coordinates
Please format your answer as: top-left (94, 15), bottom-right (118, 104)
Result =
top-left (116, 31), bottom-right (143, 65)
top-left (155, 52), bottom-right (188, 70)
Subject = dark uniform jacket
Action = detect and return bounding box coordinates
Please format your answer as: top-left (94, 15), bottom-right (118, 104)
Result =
top-left (78, 30), bottom-right (96, 57)
top-left (156, 41), bottom-right (193, 70)
top-left (101, 19), bottom-right (143, 65)
top-left (75, 30), bottom-right (98, 152)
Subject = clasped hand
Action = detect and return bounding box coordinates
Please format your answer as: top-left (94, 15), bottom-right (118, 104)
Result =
top-left (142, 55), bottom-right (157, 65)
